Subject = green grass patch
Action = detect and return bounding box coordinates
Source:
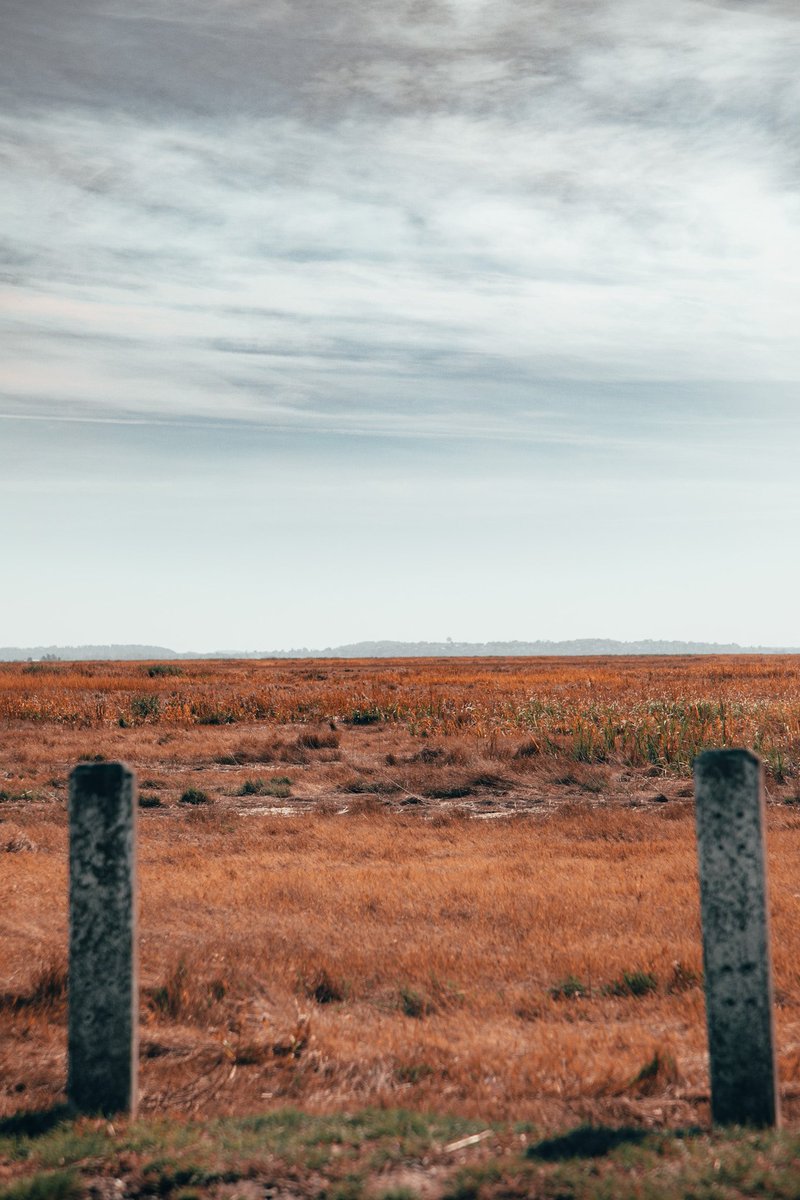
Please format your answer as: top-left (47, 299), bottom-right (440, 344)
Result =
top-left (0, 1170), bottom-right (79, 1200)
top-left (603, 970), bottom-right (659, 998)
top-left (4, 1111), bottom-right (800, 1200)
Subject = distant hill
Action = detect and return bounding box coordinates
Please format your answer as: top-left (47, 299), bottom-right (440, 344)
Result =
top-left (1, 638), bottom-right (799, 661)
top-left (0, 644), bottom-right (179, 661)
top-left (301, 638), bottom-right (800, 658)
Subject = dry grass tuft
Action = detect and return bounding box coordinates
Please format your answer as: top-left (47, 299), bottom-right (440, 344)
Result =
top-left (618, 1047), bottom-right (681, 1096)
top-left (0, 826), bottom-right (37, 853)
top-left (1, 958), bottom-right (68, 1017)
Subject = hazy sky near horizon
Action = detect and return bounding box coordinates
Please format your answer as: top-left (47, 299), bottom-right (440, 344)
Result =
top-left (2, 0), bottom-right (800, 650)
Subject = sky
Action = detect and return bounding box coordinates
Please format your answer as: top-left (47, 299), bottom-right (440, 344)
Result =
top-left (2, 0), bottom-right (800, 651)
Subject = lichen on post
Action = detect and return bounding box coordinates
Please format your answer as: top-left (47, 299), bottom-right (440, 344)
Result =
top-left (68, 762), bottom-right (138, 1116)
top-left (694, 748), bottom-right (779, 1128)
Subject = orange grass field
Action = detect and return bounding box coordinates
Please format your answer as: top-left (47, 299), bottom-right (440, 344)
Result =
top-left (2, 655), bottom-right (800, 1130)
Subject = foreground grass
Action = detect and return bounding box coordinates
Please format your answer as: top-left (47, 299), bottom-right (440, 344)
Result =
top-left (3, 1108), bottom-right (800, 1200)
top-left (4, 803), bottom-right (800, 1125)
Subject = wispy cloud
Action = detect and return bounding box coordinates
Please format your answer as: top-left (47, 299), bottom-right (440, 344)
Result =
top-left (4, 1), bottom-right (800, 431)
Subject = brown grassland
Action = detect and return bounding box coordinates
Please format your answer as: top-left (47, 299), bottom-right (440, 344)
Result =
top-left (3, 655), bottom-right (800, 1197)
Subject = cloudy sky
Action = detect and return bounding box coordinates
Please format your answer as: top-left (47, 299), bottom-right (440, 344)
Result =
top-left (2, 0), bottom-right (799, 650)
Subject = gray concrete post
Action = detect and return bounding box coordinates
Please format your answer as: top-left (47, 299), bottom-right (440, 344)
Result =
top-left (694, 749), bottom-right (779, 1127)
top-left (68, 762), bottom-right (138, 1115)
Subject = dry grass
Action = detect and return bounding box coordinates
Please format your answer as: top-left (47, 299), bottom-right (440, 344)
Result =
top-left (2, 656), bottom-right (800, 1131)
top-left (3, 654), bottom-right (800, 774)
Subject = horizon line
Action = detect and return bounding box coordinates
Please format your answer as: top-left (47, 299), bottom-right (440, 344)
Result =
top-left (2, 637), bottom-right (800, 662)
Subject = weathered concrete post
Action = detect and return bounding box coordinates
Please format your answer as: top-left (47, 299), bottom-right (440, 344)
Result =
top-left (694, 749), bottom-right (779, 1127)
top-left (68, 762), bottom-right (138, 1115)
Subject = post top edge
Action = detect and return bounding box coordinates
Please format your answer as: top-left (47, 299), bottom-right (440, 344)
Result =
top-left (69, 761), bottom-right (133, 780)
top-left (693, 748), bottom-right (761, 775)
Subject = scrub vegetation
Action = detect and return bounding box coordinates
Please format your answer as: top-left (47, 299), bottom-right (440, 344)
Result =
top-left (2, 655), bottom-right (800, 777)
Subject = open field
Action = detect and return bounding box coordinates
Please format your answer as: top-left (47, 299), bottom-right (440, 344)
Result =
top-left (3, 656), bottom-right (800, 779)
top-left (3, 656), bottom-right (800, 1195)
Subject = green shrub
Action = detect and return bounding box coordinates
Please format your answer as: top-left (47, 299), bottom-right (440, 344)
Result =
top-left (604, 970), bottom-right (658, 998)
top-left (549, 975), bottom-right (588, 1000)
top-left (179, 788), bottom-right (211, 806)
top-left (347, 707), bottom-right (382, 725)
top-left (238, 777), bottom-right (267, 796)
top-left (399, 987), bottom-right (430, 1018)
top-left (131, 694), bottom-right (160, 720)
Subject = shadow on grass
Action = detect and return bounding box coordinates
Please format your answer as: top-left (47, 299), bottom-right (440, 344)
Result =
top-left (0, 1106), bottom-right (72, 1139)
top-left (527, 1124), bottom-right (705, 1162)
top-left (526, 1125), bottom-right (652, 1161)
